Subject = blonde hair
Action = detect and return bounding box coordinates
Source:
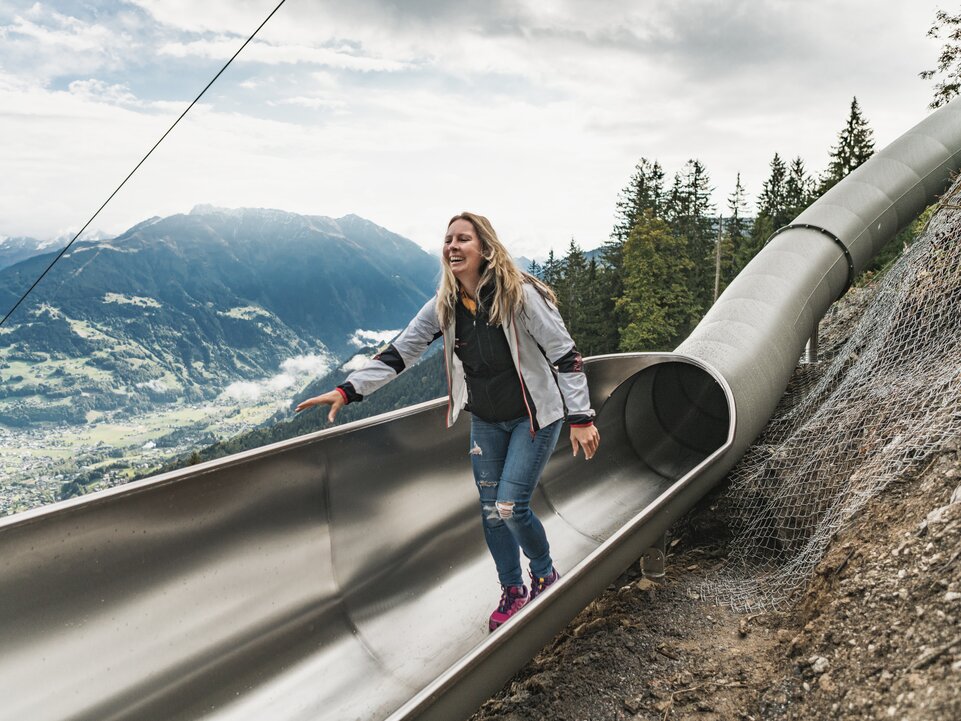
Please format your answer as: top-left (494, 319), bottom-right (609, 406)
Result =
top-left (436, 212), bottom-right (556, 328)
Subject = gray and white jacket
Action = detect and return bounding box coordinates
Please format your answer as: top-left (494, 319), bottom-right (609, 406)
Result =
top-left (338, 283), bottom-right (594, 431)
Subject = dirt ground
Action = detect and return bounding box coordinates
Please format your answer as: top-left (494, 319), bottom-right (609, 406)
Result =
top-left (470, 441), bottom-right (961, 721)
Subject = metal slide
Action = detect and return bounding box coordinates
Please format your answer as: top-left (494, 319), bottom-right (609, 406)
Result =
top-left (1, 99), bottom-right (959, 721)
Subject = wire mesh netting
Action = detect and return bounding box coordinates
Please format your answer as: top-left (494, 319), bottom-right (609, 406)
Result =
top-left (701, 179), bottom-right (961, 612)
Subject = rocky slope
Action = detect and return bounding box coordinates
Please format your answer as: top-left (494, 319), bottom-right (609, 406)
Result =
top-left (470, 437), bottom-right (961, 721)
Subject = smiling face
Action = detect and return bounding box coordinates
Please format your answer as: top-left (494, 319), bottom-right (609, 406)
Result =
top-left (443, 218), bottom-right (485, 286)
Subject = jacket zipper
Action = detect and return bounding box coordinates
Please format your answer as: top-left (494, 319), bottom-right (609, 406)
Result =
top-left (512, 322), bottom-right (536, 438)
top-left (442, 333), bottom-right (453, 426)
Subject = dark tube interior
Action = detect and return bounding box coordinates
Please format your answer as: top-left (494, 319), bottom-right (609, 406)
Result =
top-left (539, 359), bottom-right (730, 543)
top-left (627, 361), bottom-right (731, 475)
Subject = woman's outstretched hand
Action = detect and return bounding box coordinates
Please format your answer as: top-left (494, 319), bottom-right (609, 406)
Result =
top-left (570, 424), bottom-right (600, 460)
top-left (295, 390), bottom-right (345, 423)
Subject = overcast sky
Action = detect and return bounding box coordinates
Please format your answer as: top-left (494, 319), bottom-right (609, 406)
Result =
top-left (0, 0), bottom-right (948, 258)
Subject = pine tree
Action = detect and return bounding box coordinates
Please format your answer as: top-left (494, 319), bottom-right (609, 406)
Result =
top-left (528, 259), bottom-right (542, 279)
top-left (757, 153), bottom-right (789, 228)
top-left (590, 262), bottom-right (622, 355)
top-left (784, 156), bottom-right (813, 219)
top-left (819, 97), bottom-right (875, 193)
top-left (599, 158), bottom-right (666, 357)
top-left (734, 154), bottom-right (790, 275)
top-left (664, 172), bottom-right (685, 226)
top-left (610, 158), bottom-right (667, 245)
top-left (665, 160), bottom-right (716, 314)
top-left (541, 250), bottom-right (561, 289)
top-left (616, 210), bottom-right (697, 351)
top-left (557, 238), bottom-right (588, 340)
top-left (711, 215), bottom-right (733, 303)
top-left (575, 258), bottom-right (608, 357)
top-left (920, 10), bottom-right (961, 109)
top-left (738, 213), bottom-right (773, 273)
top-left (723, 173), bottom-right (750, 287)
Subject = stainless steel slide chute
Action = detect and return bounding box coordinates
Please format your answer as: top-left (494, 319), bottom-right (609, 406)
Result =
top-left (1, 97), bottom-right (959, 721)
top-left (0, 355), bottom-right (732, 721)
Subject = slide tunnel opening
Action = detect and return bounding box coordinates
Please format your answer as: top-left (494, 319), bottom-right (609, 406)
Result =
top-left (540, 358), bottom-right (731, 543)
top-left (618, 360), bottom-right (731, 481)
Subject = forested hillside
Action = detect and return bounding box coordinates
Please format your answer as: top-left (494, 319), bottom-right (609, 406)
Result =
top-left (0, 206), bottom-right (438, 427)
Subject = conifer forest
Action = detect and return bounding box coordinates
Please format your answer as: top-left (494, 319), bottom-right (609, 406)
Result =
top-left (534, 96), bottom-right (914, 356)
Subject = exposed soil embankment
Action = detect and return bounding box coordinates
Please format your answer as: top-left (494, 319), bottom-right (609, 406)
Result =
top-left (470, 444), bottom-right (961, 720)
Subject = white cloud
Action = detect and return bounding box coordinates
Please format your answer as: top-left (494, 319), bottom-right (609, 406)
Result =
top-left (125, 0), bottom-right (270, 35)
top-left (135, 378), bottom-right (170, 393)
top-left (222, 380), bottom-right (262, 402)
top-left (265, 373), bottom-right (295, 393)
top-left (349, 329), bottom-right (399, 348)
top-left (271, 95), bottom-right (346, 111)
top-left (220, 353), bottom-right (334, 404)
top-left (159, 37), bottom-right (409, 72)
top-left (0, 70), bottom-right (182, 238)
top-left (0, 5), bottom-right (137, 82)
top-left (341, 354), bottom-right (372, 372)
top-left (3, 10), bottom-right (115, 53)
top-left (0, 0), bottom-right (948, 260)
top-left (280, 353), bottom-right (333, 376)
top-left (68, 79), bottom-right (142, 107)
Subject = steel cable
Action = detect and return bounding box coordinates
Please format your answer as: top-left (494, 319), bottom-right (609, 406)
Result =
top-left (0, 0), bottom-right (289, 328)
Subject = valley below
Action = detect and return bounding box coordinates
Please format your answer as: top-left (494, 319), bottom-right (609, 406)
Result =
top-left (0, 391), bottom-right (290, 517)
top-left (0, 205), bottom-right (438, 517)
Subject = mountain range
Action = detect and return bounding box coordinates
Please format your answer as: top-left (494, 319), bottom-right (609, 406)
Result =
top-left (0, 236), bottom-right (67, 272)
top-left (0, 206), bottom-right (439, 425)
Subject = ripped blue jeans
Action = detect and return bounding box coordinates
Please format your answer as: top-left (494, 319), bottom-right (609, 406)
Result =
top-left (469, 415), bottom-right (563, 588)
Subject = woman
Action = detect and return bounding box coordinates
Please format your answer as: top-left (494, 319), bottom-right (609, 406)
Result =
top-left (296, 212), bottom-right (600, 631)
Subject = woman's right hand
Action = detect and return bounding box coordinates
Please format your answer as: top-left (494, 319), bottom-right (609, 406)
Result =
top-left (295, 390), bottom-right (345, 423)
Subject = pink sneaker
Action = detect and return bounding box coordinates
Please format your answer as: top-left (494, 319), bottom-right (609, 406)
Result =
top-left (529, 568), bottom-right (560, 600)
top-left (489, 585), bottom-right (528, 631)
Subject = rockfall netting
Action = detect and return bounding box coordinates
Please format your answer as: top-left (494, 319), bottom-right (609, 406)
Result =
top-left (701, 178), bottom-right (961, 612)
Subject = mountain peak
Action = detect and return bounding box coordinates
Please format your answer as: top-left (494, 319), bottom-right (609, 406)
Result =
top-left (185, 205), bottom-right (387, 230)
top-left (189, 204), bottom-right (249, 217)
top-left (188, 204), bottom-right (300, 220)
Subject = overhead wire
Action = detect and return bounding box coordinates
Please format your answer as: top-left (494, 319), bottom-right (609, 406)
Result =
top-left (0, 0), bottom-right (289, 329)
